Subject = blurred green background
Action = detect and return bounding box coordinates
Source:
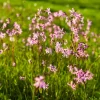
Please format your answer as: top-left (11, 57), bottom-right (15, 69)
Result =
top-left (0, 0), bottom-right (100, 33)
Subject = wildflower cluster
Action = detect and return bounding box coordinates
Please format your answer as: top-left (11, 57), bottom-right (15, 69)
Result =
top-left (67, 65), bottom-right (93, 90)
top-left (0, 7), bottom-right (94, 94)
top-left (27, 8), bottom-right (94, 90)
top-left (0, 19), bottom-right (22, 38)
top-left (0, 18), bottom-right (22, 54)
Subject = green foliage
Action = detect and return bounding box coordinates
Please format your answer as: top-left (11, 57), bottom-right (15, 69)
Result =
top-left (0, 0), bottom-right (100, 100)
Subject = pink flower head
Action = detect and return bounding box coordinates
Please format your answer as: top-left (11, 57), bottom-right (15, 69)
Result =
top-left (34, 76), bottom-right (48, 89)
top-left (48, 64), bottom-right (57, 73)
top-left (73, 34), bottom-right (79, 43)
top-left (42, 60), bottom-right (46, 66)
top-left (55, 42), bottom-right (62, 53)
top-left (58, 10), bottom-right (65, 17)
top-left (2, 22), bottom-right (7, 29)
top-left (67, 81), bottom-right (76, 90)
top-left (0, 49), bottom-right (3, 54)
top-left (53, 12), bottom-right (58, 17)
top-left (74, 69), bottom-right (93, 84)
top-left (13, 22), bottom-right (22, 34)
top-left (87, 20), bottom-right (92, 31)
top-left (27, 36), bottom-right (38, 46)
top-left (46, 8), bottom-right (51, 15)
top-left (68, 65), bottom-right (93, 86)
top-left (45, 48), bottom-right (52, 54)
top-left (48, 15), bottom-right (53, 22)
top-left (0, 32), bottom-right (6, 39)
top-left (62, 48), bottom-right (72, 58)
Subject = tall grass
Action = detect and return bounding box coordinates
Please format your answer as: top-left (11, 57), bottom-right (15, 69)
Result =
top-left (0, 1), bottom-right (100, 100)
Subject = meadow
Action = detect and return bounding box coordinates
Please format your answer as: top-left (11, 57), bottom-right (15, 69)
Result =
top-left (0, 0), bottom-right (100, 100)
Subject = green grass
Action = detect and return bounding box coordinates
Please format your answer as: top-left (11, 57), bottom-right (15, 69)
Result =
top-left (0, 0), bottom-right (100, 100)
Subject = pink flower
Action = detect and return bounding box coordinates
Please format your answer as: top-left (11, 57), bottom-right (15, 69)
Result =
top-left (48, 15), bottom-right (53, 22)
top-left (13, 22), bottom-right (22, 34)
top-left (0, 49), bottom-right (3, 54)
top-left (45, 48), bottom-right (52, 54)
top-left (62, 48), bottom-right (72, 58)
top-left (2, 22), bottom-right (7, 29)
top-left (27, 36), bottom-right (38, 46)
top-left (48, 64), bottom-right (57, 73)
top-left (46, 8), bottom-right (51, 15)
top-left (40, 32), bottom-right (46, 42)
top-left (68, 65), bottom-right (93, 87)
top-left (42, 60), bottom-right (46, 66)
top-left (67, 65), bottom-right (78, 74)
top-left (58, 10), bottom-right (65, 17)
top-left (55, 42), bottom-right (62, 53)
top-left (0, 32), bottom-right (6, 39)
top-left (53, 12), bottom-right (58, 17)
top-left (67, 81), bottom-right (76, 90)
top-left (34, 76), bottom-right (48, 89)
top-left (73, 34), bottom-right (79, 43)
top-left (87, 20), bottom-right (92, 31)
top-left (74, 69), bottom-right (93, 84)
top-left (84, 70), bottom-right (93, 80)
